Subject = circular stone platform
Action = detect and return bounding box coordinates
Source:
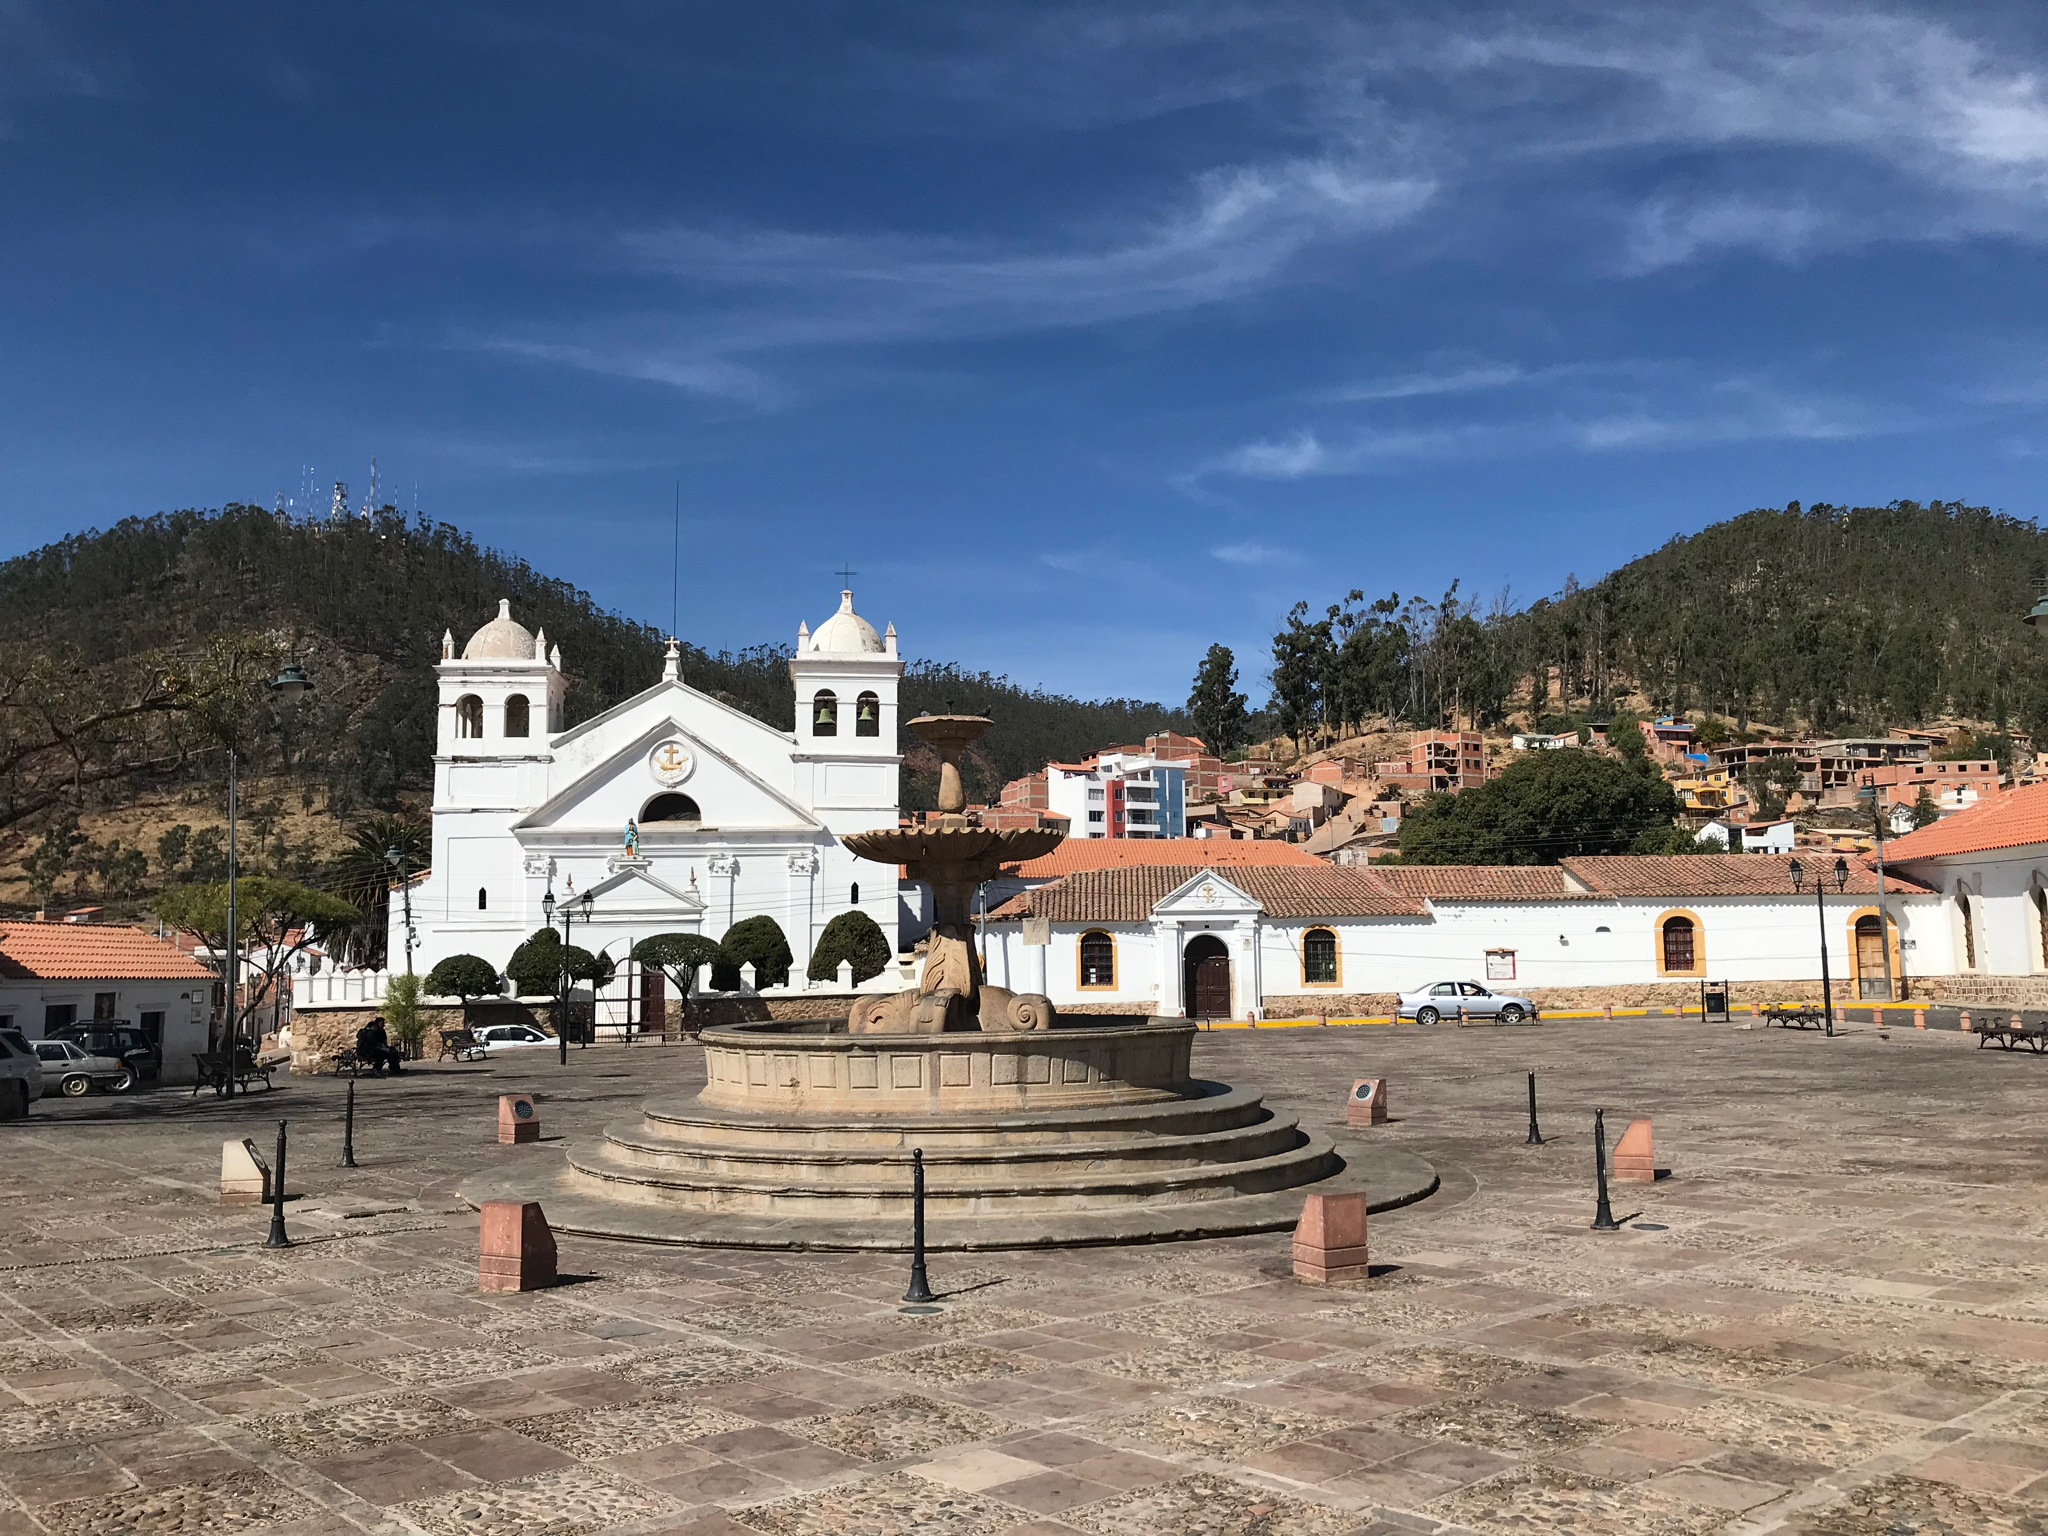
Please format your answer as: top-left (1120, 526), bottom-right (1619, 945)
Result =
top-left (460, 1018), bottom-right (1439, 1250)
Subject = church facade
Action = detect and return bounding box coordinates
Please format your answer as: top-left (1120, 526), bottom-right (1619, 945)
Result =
top-left (395, 592), bottom-right (902, 999)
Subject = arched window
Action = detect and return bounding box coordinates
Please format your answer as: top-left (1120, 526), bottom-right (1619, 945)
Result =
top-left (642, 794), bottom-right (701, 823)
top-left (455, 695), bottom-right (484, 739)
top-left (1960, 892), bottom-right (1977, 968)
top-left (1079, 930), bottom-right (1116, 989)
top-left (850, 883), bottom-right (860, 905)
top-left (1302, 928), bottom-right (1338, 985)
top-left (504, 694), bottom-right (529, 738)
top-left (813, 690), bottom-right (837, 736)
top-left (1658, 912), bottom-right (1699, 974)
top-left (855, 691), bottom-right (880, 737)
top-left (478, 888), bottom-right (488, 911)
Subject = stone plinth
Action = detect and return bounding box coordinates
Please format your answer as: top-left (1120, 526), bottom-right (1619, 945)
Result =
top-left (1612, 1117), bottom-right (1655, 1182)
top-left (479, 1200), bottom-right (557, 1292)
top-left (1293, 1191), bottom-right (1370, 1282)
top-left (221, 1139), bottom-right (272, 1204)
top-left (1346, 1078), bottom-right (1388, 1127)
top-left (498, 1095), bottom-right (540, 1145)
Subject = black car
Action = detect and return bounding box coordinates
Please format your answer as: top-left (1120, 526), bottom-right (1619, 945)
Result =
top-left (49, 1021), bottom-right (161, 1083)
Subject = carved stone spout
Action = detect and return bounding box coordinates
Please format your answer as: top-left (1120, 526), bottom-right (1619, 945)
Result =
top-left (841, 714), bottom-right (1062, 1034)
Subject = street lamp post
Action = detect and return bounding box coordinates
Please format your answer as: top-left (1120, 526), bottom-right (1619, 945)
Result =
top-left (1857, 776), bottom-right (1897, 1003)
top-left (1790, 855), bottom-right (1849, 1037)
top-left (541, 887), bottom-right (596, 1065)
top-left (385, 844), bottom-right (417, 976)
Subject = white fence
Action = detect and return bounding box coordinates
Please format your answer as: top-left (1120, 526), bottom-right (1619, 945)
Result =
top-left (292, 957), bottom-right (918, 1014)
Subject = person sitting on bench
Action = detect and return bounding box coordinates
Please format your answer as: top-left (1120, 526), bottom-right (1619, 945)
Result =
top-left (355, 1016), bottom-right (404, 1076)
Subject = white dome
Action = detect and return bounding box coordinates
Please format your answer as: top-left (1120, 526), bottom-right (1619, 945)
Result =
top-left (808, 590), bottom-right (884, 654)
top-left (464, 599), bottom-right (537, 660)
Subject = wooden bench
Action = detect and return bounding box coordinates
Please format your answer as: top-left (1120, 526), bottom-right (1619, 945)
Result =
top-left (190, 1049), bottom-right (276, 1095)
top-left (1977, 1017), bottom-right (2048, 1053)
top-left (1761, 1006), bottom-right (1826, 1030)
top-left (330, 1047), bottom-right (367, 1077)
top-left (438, 1029), bottom-right (486, 1063)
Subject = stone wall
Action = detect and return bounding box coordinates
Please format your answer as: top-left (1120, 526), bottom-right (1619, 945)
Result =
top-left (288, 1001), bottom-right (549, 1073)
top-left (1896, 974), bottom-right (2048, 1008)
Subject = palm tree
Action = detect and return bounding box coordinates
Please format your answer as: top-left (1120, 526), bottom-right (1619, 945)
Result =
top-left (321, 814), bottom-right (429, 968)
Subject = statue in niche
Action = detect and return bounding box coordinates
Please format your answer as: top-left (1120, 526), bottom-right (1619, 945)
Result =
top-left (623, 819), bottom-right (640, 857)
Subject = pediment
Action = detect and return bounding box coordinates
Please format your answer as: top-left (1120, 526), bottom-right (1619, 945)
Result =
top-left (581, 861), bottom-right (708, 914)
top-left (1153, 871), bottom-right (1263, 917)
top-left (514, 717), bottom-right (822, 833)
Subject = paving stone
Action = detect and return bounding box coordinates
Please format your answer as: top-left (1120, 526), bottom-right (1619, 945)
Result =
top-left (1065, 1470), bottom-right (1354, 1535)
top-left (733, 1469), bottom-right (1020, 1534)
top-left (1083, 1344), bottom-right (1275, 1388)
top-left (605, 1341), bottom-right (783, 1389)
top-left (240, 1391), bottom-right (474, 1454)
top-left (507, 1396), bottom-right (753, 1457)
top-left (1107, 1395), bottom-right (1350, 1457)
top-left (870, 1344), bottom-right (1027, 1384)
top-left (0, 1395), bottom-right (166, 1450)
top-left (784, 1393), bottom-right (1007, 1462)
top-left (31, 1468), bottom-right (317, 1536)
top-left (1427, 1465), bottom-right (1726, 1535)
top-left (1782, 1472), bottom-right (2048, 1535)
top-left (1392, 1395), bottom-right (1604, 1455)
top-left (364, 1344), bottom-right (554, 1385)
top-left (398, 1463), bottom-right (683, 1535)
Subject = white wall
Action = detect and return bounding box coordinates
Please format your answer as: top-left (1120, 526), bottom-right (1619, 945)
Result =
top-left (0, 980), bottom-right (210, 1082)
top-left (1892, 848), bottom-right (2047, 980)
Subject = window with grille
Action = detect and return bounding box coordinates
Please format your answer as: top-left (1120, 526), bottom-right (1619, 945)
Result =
top-left (1079, 930), bottom-right (1115, 988)
top-left (1303, 928), bottom-right (1337, 984)
top-left (1661, 915), bottom-right (1696, 972)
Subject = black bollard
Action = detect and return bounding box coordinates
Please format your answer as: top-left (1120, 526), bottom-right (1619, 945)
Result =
top-left (1591, 1108), bottom-right (1621, 1231)
top-left (1525, 1071), bottom-right (1543, 1145)
top-left (339, 1080), bottom-right (358, 1169)
top-left (264, 1119), bottom-right (291, 1248)
top-left (902, 1147), bottom-right (934, 1304)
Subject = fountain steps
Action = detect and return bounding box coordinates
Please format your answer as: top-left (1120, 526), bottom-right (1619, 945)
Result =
top-left (579, 1108), bottom-right (1319, 1196)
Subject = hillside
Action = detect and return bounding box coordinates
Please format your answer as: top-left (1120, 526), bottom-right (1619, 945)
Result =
top-left (1260, 500), bottom-right (2048, 747)
top-left (0, 504), bottom-right (1183, 915)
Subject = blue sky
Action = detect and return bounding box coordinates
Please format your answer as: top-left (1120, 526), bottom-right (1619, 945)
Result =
top-left (2, 3), bottom-right (2044, 703)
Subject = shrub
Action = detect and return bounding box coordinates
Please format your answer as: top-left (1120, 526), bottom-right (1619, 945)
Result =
top-left (384, 971), bottom-right (425, 1058)
top-left (425, 954), bottom-right (500, 1001)
top-left (714, 915), bottom-right (791, 989)
top-left (807, 910), bottom-right (892, 984)
top-left (506, 928), bottom-right (566, 997)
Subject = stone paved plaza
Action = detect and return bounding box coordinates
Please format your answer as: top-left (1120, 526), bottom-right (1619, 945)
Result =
top-left (2, 1018), bottom-right (2046, 1536)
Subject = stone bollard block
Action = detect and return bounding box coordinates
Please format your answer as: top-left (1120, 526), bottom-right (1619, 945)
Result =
top-left (1960, 1010), bottom-right (1973, 1033)
top-left (1346, 1077), bottom-right (1388, 1127)
top-left (1914, 1008), bottom-right (1926, 1029)
top-left (498, 1094), bottom-right (540, 1145)
top-left (1612, 1117), bottom-right (1655, 1182)
top-left (479, 1200), bottom-right (557, 1292)
top-left (1292, 1191), bottom-right (1370, 1283)
top-left (221, 1138), bottom-right (272, 1203)
top-left (1603, 1004), bottom-right (1614, 1021)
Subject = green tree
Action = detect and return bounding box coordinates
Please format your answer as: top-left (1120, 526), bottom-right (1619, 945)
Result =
top-left (383, 971), bottom-right (426, 1058)
top-left (1187, 645), bottom-right (1249, 757)
top-left (1397, 749), bottom-right (1685, 865)
top-left (1911, 786), bottom-right (1941, 828)
top-left (1269, 602), bottom-right (1330, 753)
top-left (23, 812), bottom-right (82, 905)
top-left (156, 823), bottom-right (192, 876)
top-left (1606, 710), bottom-right (1649, 765)
top-left (807, 910), bottom-right (892, 984)
top-left (507, 928), bottom-right (567, 998)
top-left (1740, 756), bottom-right (1803, 820)
top-left (425, 954), bottom-right (501, 1003)
top-left (1629, 823), bottom-right (1710, 855)
top-left (187, 826), bottom-right (228, 881)
top-left (715, 915), bottom-right (791, 989)
top-left (632, 933), bottom-right (726, 1028)
top-left (152, 876), bottom-right (360, 1045)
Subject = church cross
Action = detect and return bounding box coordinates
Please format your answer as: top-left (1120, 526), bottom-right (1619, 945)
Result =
top-left (836, 564), bottom-right (858, 586)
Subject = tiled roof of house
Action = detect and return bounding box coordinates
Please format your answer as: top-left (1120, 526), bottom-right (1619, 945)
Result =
top-left (1000, 836), bottom-right (1323, 880)
top-left (0, 923), bottom-right (218, 982)
top-left (1881, 779), bottom-right (2048, 861)
top-left (990, 866), bottom-right (1425, 923)
top-left (1559, 854), bottom-right (1929, 898)
top-left (1371, 866), bottom-right (1599, 901)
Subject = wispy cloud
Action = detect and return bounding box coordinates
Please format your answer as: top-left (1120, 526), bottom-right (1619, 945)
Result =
top-left (1210, 539), bottom-right (1299, 566)
top-left (1325, 363), bottom-right (1529, 402)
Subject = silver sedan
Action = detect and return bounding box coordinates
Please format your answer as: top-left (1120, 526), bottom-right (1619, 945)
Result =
top-left (1397, 982), bottom-right (1538, 1026)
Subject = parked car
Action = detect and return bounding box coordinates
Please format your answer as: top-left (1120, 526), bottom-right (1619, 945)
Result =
top-left (475, 1022), bottom-right (554, 1054)
top-left (32, 1038), bottom-right (133, 1095)
top-left (0, 1028), bottom-right (44, 1111)
top-left (1397, 981), bottom-right (1539, 1026)
top-left (49, 1021), bottom-right (161, 1084)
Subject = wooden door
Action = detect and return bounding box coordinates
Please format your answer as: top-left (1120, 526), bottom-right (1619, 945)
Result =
top-left (1855, 917), bottom-right (1889, 1000)
top-left (640, 965), bottom-right (665, 1035)
top-left (1185, 935), bottom-right (1233, 1019)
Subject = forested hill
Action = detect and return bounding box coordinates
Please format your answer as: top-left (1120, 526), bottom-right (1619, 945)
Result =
top-left (0, 505), bottom-right (1181, 857)
top-left (1260, 501), bottom-right (2048, 747)
top-left (1512, 501), bottom-right (2048, 732)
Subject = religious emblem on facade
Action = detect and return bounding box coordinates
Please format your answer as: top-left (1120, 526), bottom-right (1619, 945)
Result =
top-left (648, 737), bottom-right (695, 785)
top-left (1199, 883), bottom-right (1219, 906)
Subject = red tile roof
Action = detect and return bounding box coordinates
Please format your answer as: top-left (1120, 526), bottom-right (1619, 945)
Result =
top-left (1559, 854), bottom-right (1927, 898)
top-left (1881, 779), bottom-right (2048, 861)
top-left (0, 923), bottom-right (218, 982)
top-left (1000, 837), bottom-right (1323, 880)
top-left (990, 866), bottom-right (1424, 923)
top-left (1372, 866), bottom-right (1597, 901)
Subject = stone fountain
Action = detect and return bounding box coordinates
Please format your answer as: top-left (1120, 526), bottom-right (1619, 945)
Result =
top-left (843, 713), bottom-right (1061, 1035)
top-left (460, 714), bottom-right (1436, 1249)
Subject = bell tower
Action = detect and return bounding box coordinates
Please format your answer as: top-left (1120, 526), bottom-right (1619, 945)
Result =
top-left (787, 589), bottom-right (901, 840)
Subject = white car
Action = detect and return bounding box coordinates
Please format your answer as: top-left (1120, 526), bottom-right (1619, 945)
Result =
top-left (1397, 982), bottom-right (1538, 1026)
top-left (32, 1037), bottom-right (133, 1095)
top-left (0, 1028), bottom-right (44, 1113)
top-left (475, 1022), bottom-right (555, 1054)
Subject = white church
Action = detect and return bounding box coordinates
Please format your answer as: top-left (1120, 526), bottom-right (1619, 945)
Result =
top-left (391, 591), bottom-right (902, 1018)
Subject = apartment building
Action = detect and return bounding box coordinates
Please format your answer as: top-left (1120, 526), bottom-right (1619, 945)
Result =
top-left (1375, 731), bottom-right (1494, 796)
